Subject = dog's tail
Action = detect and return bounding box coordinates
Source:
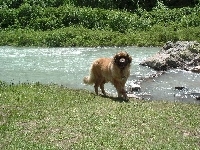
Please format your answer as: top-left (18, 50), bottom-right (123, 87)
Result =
top-left (83, 71), bottom-right (95, 85)
top-left (83, 76), bottom-right (93, 85)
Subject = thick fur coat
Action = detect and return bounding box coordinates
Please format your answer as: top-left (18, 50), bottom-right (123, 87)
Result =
top-left (83, 51), bottom-right (132, 99)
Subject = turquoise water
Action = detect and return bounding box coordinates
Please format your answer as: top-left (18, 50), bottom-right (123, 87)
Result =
top-left (1, 46), bottom-right (199, 103)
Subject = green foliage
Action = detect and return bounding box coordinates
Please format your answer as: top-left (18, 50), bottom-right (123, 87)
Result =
top-left (0, 8), bottom-right (16, 28)
top-left (1, 0), bottom-right (199, 10)
top-left (1, 4), bottom-right (200, 32)
top-left (1, 26), bottom-right (200, 47)
top-left (0, 0), bottom-right (68, 8)
top-left (0, 1), bottom-right (200, 47)
top-left (0, 27), bottom-right (124, 47)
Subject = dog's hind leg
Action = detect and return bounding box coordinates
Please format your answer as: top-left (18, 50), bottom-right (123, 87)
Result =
top-left (94, 83), bottom-right (99, 95)
top-left (94, 80), bottom-right (102, 95)
top-left (100, 81), bottom-right (106, 95)
top-left (94, 79), bottom-right (106, 95)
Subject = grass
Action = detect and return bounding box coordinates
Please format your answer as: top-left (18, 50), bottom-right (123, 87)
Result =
top-left (1, 26), bottom-right (200, 47)
top-left (0, 81), bottom-right (200, 149)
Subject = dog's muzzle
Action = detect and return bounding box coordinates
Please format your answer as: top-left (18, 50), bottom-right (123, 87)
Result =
top-left (120, 58), bottom-right (125, 63)
top-left (118, 58), bottom-right (127, 69)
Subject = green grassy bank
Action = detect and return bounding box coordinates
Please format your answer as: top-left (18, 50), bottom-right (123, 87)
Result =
top-left (0, 82), bottom-right (199, 149)
top-left (1, 26), bottom-right (200, 47)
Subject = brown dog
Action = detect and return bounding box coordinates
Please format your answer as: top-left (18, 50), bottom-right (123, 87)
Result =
top-left (83, 51), bottom-right (132, 99)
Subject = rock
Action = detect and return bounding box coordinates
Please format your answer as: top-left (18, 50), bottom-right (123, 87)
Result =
top-left (191, 93), bottom-right (200, 100)
top-left (175, 87), bottom-right (186, 90)
top-left (191, 66), bottom-right (200, 73)
top-left (127, 83), bottom-right (141, 92)
top-left (140, 53), bottom-right (170, 70)
top-left (140, 41), bottom-right (200, 71)
top-left (127, 94), bottom-right (140, 99)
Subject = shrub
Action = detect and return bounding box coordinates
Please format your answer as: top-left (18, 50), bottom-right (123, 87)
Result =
top-left (1, 3), bottom-right (200, 32)
top-left (0, 0), bottom-right (68, 8)
top-left (0, 8), bottom-right (16, 28)
top-left (1, 1), bottom-right (200, 47)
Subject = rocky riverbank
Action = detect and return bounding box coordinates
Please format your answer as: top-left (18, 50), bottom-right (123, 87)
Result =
top-left (140, 41), bottom-right (200, 73)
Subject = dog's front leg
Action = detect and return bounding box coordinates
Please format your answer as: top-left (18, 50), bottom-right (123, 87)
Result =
top-left (118, 88), bottom-right (128, 100)
top-left (121, 88), bottom-right (128, 100)
top-left (113, 80), bottom-right (126, 98)
top-left (113, 82), bottom-right (121, 97)
top-left (116, 81), bottom-right (128, 100)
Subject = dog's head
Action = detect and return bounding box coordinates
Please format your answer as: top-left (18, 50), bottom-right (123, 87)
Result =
top-left (113, 51), bottom-right (132, 69)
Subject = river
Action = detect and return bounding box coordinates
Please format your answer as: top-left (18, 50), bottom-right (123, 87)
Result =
top-left (1, 46), bottom-right (200, 103)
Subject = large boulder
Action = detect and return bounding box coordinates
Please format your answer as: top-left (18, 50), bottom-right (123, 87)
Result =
top-left (191, 66), bottom-right (200, 73)
top-left (140, 41), bottom-right (200, 72)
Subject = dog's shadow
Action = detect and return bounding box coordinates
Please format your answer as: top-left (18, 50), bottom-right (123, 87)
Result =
top-left (89, 92), bottom-right (130, 103)
top-left (100, 94), bottom-right (130, 103)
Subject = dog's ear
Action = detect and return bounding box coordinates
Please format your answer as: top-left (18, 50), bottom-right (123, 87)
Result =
top-left (123, 51), bottom-right (132, 64)
top-left (113, 53), bottom-right (119, 64)
top-left (127, 53), bottom-right (132, 64)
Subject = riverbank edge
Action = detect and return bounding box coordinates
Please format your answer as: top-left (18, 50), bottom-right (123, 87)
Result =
top-left (1, 26), bottom-right (200, 47)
